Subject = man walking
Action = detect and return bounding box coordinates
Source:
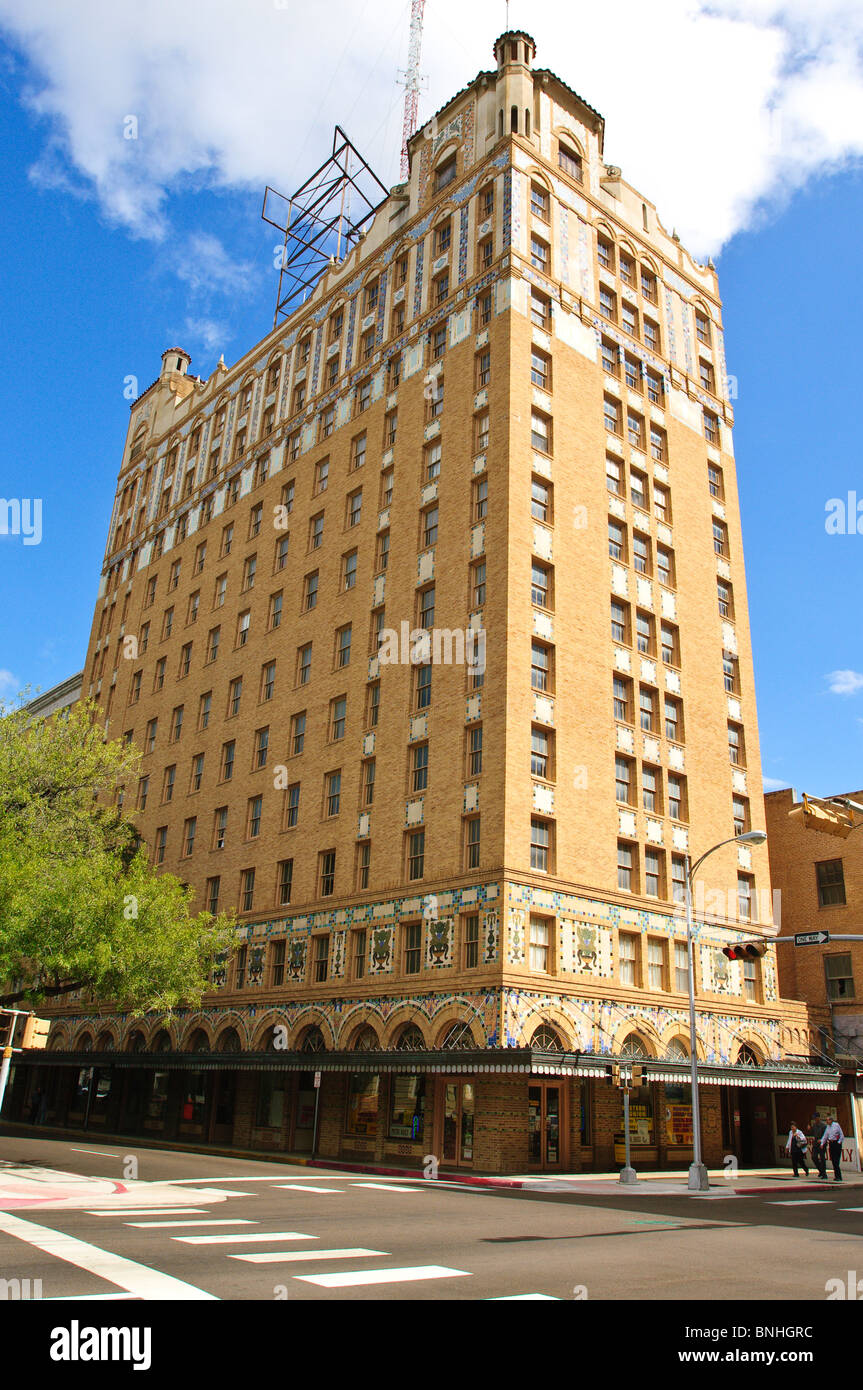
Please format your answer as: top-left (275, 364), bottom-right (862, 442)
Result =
top-left (785, 1121), bottom-right (810, 1177)
top-left (810, 1112), bottom-right (827, 1179)
top-left (821, 1117), bottom-right (845, 1182)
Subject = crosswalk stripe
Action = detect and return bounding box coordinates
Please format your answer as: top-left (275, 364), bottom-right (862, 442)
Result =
top-left (766, 1200), bottom-right (829, 1206)
top-left (294, 1265), bottom-right (470, 1288)
top-left (354, 1182), bottom-right (421, 1193)
top-left (839, 1207), bottom-right (863, 1212)
top-left (488, 1293), bottom-right (561, 1300)
top-left (0, 1210), bottom-right (216, 1300)
top-left (274, 1185), bottom-right (343, 1194)
top-left (230, 1248), bottom-right (387, 1264)
top-left (88, 1208), bottom-right (208, 1216)
top-left (126, 1219), bottom-right (256, 1229)
top-left (173, 1231), bottom-right (317, 1245)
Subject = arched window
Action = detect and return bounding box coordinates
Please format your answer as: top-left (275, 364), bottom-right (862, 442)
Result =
top-left (511, 105), bottom-right (518, 133)
top-left (96, 1030), bottom-right (115, 1052)
top-left (440, 1022), bottom-right (475, 1051)
top-left (188, 1028), bottom-right (210, 1053)
top-left (499, 109), bottom-right (504, 139)
top-left (525, 109), bottom-right (531, 138)
top-left (665, 1038), bottom-right (689, 1062)
top-left (218, 1027), bottom-right (242, 1054)
top-left (127, 1031), bottom-right (146, 1054)
top-left (395, 1025), bottom-right (425, 1051)
top-left (152, 1029), bottom-right (172, 1053)
top-left (736, 1044), bottom-right (760, 1067)
top-left (530, 1026), bottom-right (564, 1052)
top-left (77, 1033), bottom-right (93, 1053)
top-left (558, 140), bottom-right (583, 185)
top-left (620, 1033), bottom-right (648, 1058)
top-left (300, 1025), bottom-right (326, 1053)
top-left (351, 1025), bottom-right (380, 1051)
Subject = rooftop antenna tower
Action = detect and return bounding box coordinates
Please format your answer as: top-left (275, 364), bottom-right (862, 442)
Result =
top-left (398, 0), bottom-right (427, 181)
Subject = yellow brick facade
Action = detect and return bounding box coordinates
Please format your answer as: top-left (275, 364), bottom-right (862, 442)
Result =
top-left (21, 30), bottom-right (841, 1173)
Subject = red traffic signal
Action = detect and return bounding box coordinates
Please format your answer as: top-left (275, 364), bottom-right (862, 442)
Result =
top-left (722, 942), bottom-right (768, 961)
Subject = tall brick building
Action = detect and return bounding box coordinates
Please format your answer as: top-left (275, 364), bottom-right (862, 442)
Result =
top-left (16, 30), bottom-right (845, 1172)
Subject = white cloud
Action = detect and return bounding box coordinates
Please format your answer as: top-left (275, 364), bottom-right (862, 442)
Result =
top-left (0, 669), bottom-right (21, 698)
top-left (182, 316), bottom-right (230, 355)
top-left (762, 775), bottom-right (791, 790)
top-left (826, 669), bottom-right (863, 695)
top-left (0, 0), bottom-right (862, 257)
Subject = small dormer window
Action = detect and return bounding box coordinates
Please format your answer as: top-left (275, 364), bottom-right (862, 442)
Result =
top-left (435, 156), bottom-right (456, 193)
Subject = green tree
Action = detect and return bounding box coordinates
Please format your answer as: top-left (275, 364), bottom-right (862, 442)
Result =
top-left (0, 695), bottom-right (236, 1011)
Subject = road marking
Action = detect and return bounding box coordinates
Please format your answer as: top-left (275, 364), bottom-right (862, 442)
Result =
top-left (839, 1207), bottom-right (863, 1212)
top-left (488, 1293), bottom-right (561, 1300)
top-left (126, 1219), bottom-right (257, 1229)
top-left (0, 1210), bottom-right (217, 1300)
top-left (354, 1182), bottom-right (421, 1193)
top-left (70, 1149), bottom-right (123, 1159)
top-left (45, 1292), bottom-right (140, 1301)
top-left (230, 1247), bottom-right (387, 1264)
top-left (295, 1264), bottom-right (470, 1288)
top-left (766, 1200), bottom-right (830, 1206)
top-left (88, 1208), bottom-right (208, 1217)
top-left (174, 1231), bottom-right (318, 1245)
top-left (274, 1185), bottom-right (343, 1194)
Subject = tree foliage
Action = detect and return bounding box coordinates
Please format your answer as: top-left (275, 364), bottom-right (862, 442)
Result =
top-left (0, 695), bottom-right (236, 1012)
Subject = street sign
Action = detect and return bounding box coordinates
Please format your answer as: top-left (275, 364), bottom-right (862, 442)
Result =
top-left (794, 931), bottom-right (829, 946)
top-left (313, 1070), bottom-right (322, 1089)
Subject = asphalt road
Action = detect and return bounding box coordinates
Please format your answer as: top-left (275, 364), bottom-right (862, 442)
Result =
top-left (1, 1135), bottom-right (861, 1302)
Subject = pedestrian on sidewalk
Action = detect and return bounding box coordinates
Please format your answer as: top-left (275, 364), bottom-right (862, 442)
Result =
top-left (810, 1112), bottom-right (827, 1179)
top-left (785, 1122), bottom-right (810, 1177)
top-left (821, 1118), bottom-right (845, 1182)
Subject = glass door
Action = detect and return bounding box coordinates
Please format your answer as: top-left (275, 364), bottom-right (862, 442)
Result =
top-left (528, 1082), bottom-right (564, 1169)
top-left (442, 1081), bottom-right (475, 1166)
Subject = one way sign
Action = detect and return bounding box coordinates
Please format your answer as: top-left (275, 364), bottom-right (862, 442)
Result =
top-left (794, 931), bottom-right (830, 946)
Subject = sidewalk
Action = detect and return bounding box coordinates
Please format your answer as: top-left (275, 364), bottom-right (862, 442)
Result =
top-left (305, 1156), bottom-right (863, 1197)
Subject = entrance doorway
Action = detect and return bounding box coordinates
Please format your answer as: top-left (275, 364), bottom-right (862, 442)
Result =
top-left (528, 1082), bottom-right (565, 1169)
top-left (737, 1089), bottom-right (774, 1165)
top-left (442, 1081), bottom-right (475, 1167)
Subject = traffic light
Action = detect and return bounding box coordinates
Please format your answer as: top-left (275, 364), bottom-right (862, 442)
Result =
top-left (610, 1064), bottom-right (621, 1087)
top-left (21, 1017), bottom-right (51, 1050)
top-left (789, 794), bottom-right (855, 839)
top-left (630, 1064), bottom-right (644, 1088)
top-left (0, 1012), bottom-right (13, 1051)
top-left (722, 942), bottom-right (768, 961)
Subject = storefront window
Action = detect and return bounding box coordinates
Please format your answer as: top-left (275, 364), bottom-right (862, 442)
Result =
top-left (181, 1071), bottom-right (206, 1126)
top-left (389, 1075), bottom-right (425, 1140)
top-left (622, 1085), bottom-right (654, 1144)
top-left (346, 1074), bottom-right (379, 1136)
top-left (664, 1083), bottom-right (693, 1147)
top-left (148, 1070), bottom-right (169, 1122)
top-left (256, 1074), bottom-right (286, 1128)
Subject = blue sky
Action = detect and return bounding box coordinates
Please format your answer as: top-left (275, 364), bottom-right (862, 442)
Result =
top-left (0, 0), bottom-right (862, 798)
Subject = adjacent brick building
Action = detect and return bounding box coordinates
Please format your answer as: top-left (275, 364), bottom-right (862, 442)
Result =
top-left (12, 30), bottom-right (843, 1172)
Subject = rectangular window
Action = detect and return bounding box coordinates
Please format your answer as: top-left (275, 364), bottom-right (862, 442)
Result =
top-left (647, 937), bottom-right (665, 987)
top-left (468, 725), bottom-right (483, 778)
top-left (531, 476), bottom-right (550, 522)
top-left (206, 876), bottom-right (220, 915)
top-left (298, 643), bottom-right (312, 685)
top-left (463, 914), bottom-right (480, 969)
top-left (408, 830), bottom-right (425, 881)
top-left (353, 928), bottom-right (367, 979)
top-left (247, 796), bottom-right (262, 839)
top-left (531, 641), bottom-right (551, 692)
top-left (319, 850), bottom-right (336, 897)
top-left (531, 726), bottom-right (549, 779)
top-left (645, 852), bottom-right (661, 900)
top-left (241, 869), bottom-right (255, 913)
top-left (412, 742), bottom-right (429, 793)
top-left (529, 915), bottom-right (551, 972)
top-left (331, 695), bottom-right (347, 741)
top-left (668, 775), bottom-right (685, 822)
top-left (825, 953), bottom-right (855, 1000)
top-left (530, 291), bottom-right (550, 329)
top-left (613, 676), bottom-right (632, 723)
top-left (284, 783), bottom-right (300, 829)
top-left (326, 770), bottom-right (341, 818)
top-left (816, 860), bottom-right (846, 907)
top-left (619, 929), bottom-right (638, 982)
top-left (314, 935), bottom-right (330, 983)
top-left (674, 941), bottom-right (689, 992)
top-left (642, 765), bottom-right (660, 814)
top-left (530, 818), bottom-right (551, 872)
top-left (291, 710), bottom-right (306, 756)
top-left (615, 756), bottom-right (633, 804)
top-left (465, 816), bottom-right (480, 869)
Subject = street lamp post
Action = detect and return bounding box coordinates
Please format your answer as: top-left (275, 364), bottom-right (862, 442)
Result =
top-left (685, 829), bottom-right (767, 1192)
